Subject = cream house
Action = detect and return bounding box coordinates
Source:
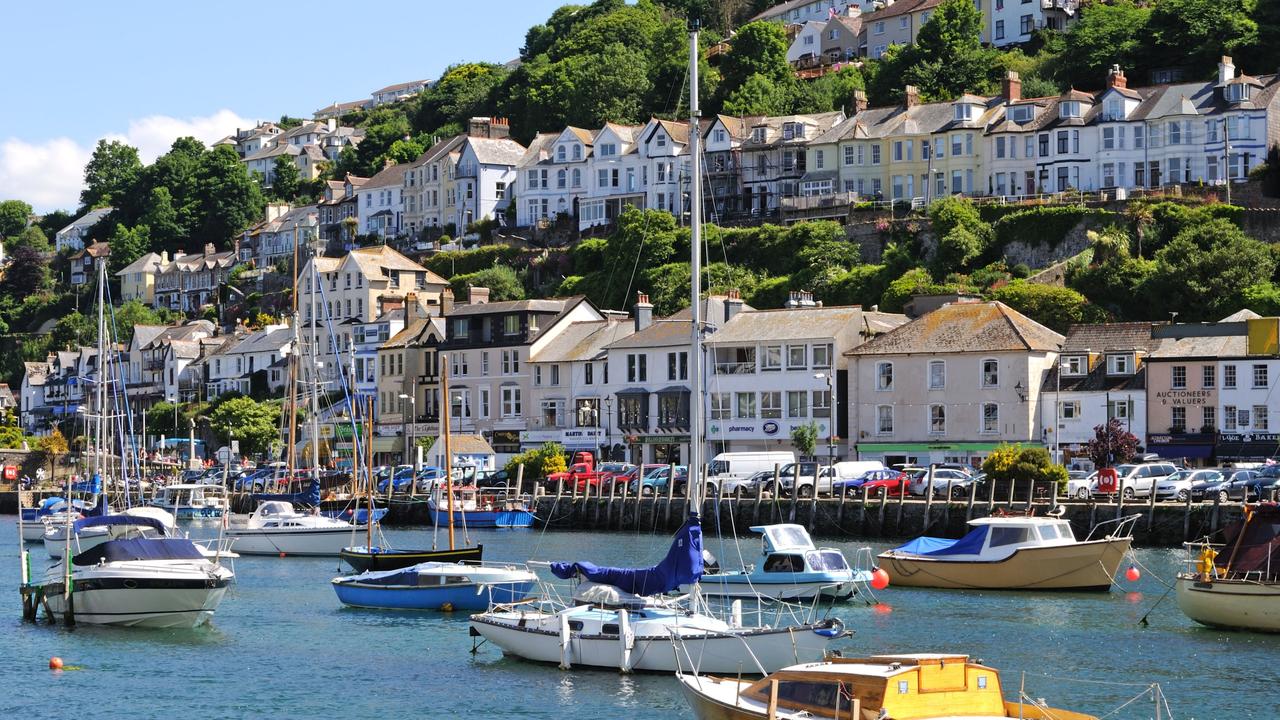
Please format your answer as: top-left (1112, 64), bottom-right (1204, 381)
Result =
top-left (847, 300), bottom-right (1063, 468)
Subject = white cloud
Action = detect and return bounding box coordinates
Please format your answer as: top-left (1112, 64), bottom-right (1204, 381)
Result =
top-left (0, 109), bottom-right (257, 213)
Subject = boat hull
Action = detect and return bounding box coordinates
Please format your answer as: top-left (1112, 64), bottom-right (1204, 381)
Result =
top-left (429, 508), bottom-right (534, 529)
top-left (41, 572), bottom-right (231, 628)
top-left (333, 580), bottom-right (534, 611)
top-left (339, 544), bottom-right (484, 572)
top-left (1175, 575), bottom-right (1280, 632)
top-left (878, 538), bottom-right (1131, 591)
top-left (678, 675), bottom-right (773, 720)
top-left (226, 526), bottom-right (361, 556)
top-left (469, 615), bottom-right (830, 674)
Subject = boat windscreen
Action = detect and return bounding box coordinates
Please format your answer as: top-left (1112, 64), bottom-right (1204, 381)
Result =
top-left (806, 550), bottom-right (849, 571)
top-left (893, 526), bottom-right (989, 556)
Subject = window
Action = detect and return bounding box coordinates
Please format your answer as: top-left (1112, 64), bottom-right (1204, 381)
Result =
top-left (501, 350), bottom-right (519, 375)
top-left (503, 315), bottom-right (520, 335)
top-left (787, 391), bottom-right (808, 418)
top-left (812, 390), bottom-right (830, 418)
top-left (736, 392), bottom-right (757, 419)
top-left (812, 343), bottom-right (831, 368)
top-left (1108, 354), bottom-right (1131, 375)
top-left (874, 20), bottom-right (884, 34)
top-left (501, 387), bottom-right (522, 418)
top-left (787, 345), bottom-right (806, 369)
top-left (981, 359), bottom-right (998, 387)
top-left (667, 351), bottom-right (688, 381)
top-left (618, 395), bottom-right (646, 428)
top-left (1062, 356), bottom-right (1085, 376)
top-left (1038, 134), bottom-right (1049, 157)
top-left (1172, 365), bottom-right (1186, 389)
top-left (627, 354), bottom-right (647, 382)
top-left (876, 362), bottom-right (893, 390)
top-left (762, 345), bottom-right (782, 371)
top-left (871, 144), bottom-right (881, 165)
top-left (928, 360), bottom-right (945, 389)
top-left (1203, 406), bottom-right (1216, 430)
top-left (1224, 364), bottom-right (1237, 388)
top-left (1060, 401), bottom-right (1081, 419)
top-left (1108, 400), bottom-right (1130, 421)
top-left (760, 391), bottom-right (782, 419)
top-left (550, 364), bottom-right (560, 386)
top-left (1167, 121), bottom-right (1181, 145)
top-left (877, 405), bottom-right (893, 434)
top-left (994, 19), bottom-right (1004, 40)
top-left (1225, 405), bottom-right (1238, 431)
top-left (1253, 364), bottom-right (1268, 388)
top-left (1060, 102), bottom-right (1081, 119)
top-left (982, 403), bottom-right (998, 434)
top-left (657, 392), bottom-right (688, 427)
top-left (929, 405), bottom-right (946, 434)
top-left (1019, 14), bottom-right (1033, 34)
top-left (584, 362), bottom-right (593, 385)
top-left (1171, 405), bottom-right (1186, 430)
top-left (1202, 365), bottom-right (1215, 389)
top-left (711, 393), bottom-right (731, 420)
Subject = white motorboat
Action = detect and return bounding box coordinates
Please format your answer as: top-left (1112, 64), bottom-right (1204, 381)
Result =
top-left (225, 501), bottom-right (362, 556)
top-left (149, 483), bottom-right (229, 519)
top-left (44, 506), bottom-right (177, 559)
top-left (690, 524), bottom-right (872, 601)
top-left (39, 515), bottom-right (234, 628)
top-left (1176, 503), bottom-right (1280, 632)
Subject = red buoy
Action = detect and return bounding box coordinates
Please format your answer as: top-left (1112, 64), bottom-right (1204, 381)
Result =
top-left (870, 567), bottom-right (890, 590)
top-left (1125, 565), bottom-right (1141, 582)
top-left (49, 657), bottom-right (63, 670)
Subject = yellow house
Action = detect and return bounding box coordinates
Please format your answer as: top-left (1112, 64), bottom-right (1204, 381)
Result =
top-left (114, 251), bottom-right (165, 304)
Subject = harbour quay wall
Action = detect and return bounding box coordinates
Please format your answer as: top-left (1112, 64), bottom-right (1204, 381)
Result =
top-left (523, 492), bottom-right (1245, 548)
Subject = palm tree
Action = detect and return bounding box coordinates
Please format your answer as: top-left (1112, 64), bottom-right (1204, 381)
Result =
top-left (1125, 202), bottom-right (1154, 258)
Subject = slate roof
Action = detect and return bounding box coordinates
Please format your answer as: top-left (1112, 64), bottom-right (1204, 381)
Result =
top-left (464, 136), bottom-right (527, 166)
top-left (445, 298), bottom-right (571, 317)
top-left (861, 0), bottom-right (942, 23)
top-left (707, 305), bottom-right (906, 344)
top-left (1040, 322), bottom-right (1157, 393)
top-left (847, 301), bottom-right (1063, 356)
top-left (361, 162), bottom-right (409, 190)
top-left (344, 245), bottom-right (446, 285)
top-left (226, 327), bottom-right (292, 356)
top-left (1149, 334), bottom-right (1248, 360)
top-left (114, 252), bottom-right (164, 277)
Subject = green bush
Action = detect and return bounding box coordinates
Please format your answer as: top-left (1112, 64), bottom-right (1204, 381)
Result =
top-left (991, 206), bottom-right (1087, 250)
top-left (422, 245), bottom-right (523, 278)
top-left (989, 280), bottom-right (1104, 332)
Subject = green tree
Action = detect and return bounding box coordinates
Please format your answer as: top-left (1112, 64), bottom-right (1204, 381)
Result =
top-left (790, 422), bottom-right (819, 459)
top-left (0, 199), bottom-right (32, 238)
top-left (9, 226), bottom-right (50, 253)
top-left (48, 311), bottom-right (96, 350)
top-left (720, 21), bottom-right (791, 93)
top-left (412, 63), bottom-right (511, 135)
top-left (504, 441), bottom-right (568, 480)
top-left (81, 139), bottom-right (142, 208)
top-left (1055, 1), bottom-right (1152, 90)
top-left (269, 155), bottom-right (302, 202)
top-left (206, 396), bottom-right (282, 456)
top-left (989, 281), bottom-right (1102, 333)
top-left (722, 73), bottom-right (793, 116)
top-left (1143, 219), bottom-right (1276, 320)
top-left (448, 265), bottom-right (527, 302)
top-left (107, 223), bottom-right (150, 277)
top-left (195, 145), bottom-right (264, 250)
top-left (935, 225), bottom-right (984, 274)
top-left (904, 0), bottom-right (999, 99)
top-left (112, 300), bottom-right (183, 344)
top-left (1, 244), bottom-right (51, 297)
top-left (140, 186), bottom-right (182, 252)
top-left (1147, 0), bottom-right (1257, 73)
top-left (1242, 282), bottom-right (1280, 315)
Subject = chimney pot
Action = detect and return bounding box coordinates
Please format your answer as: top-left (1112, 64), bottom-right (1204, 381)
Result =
top-left (1002, 71), bottom-right (1022, 102)
top-left (904, 85), bottom-right (920, 109)
top-left (853, 89), bottom-right (868, 114)
top-left (634, 292), bottom-right (654, 332)
top-left (1106, 64), bottom-right (1127, 89)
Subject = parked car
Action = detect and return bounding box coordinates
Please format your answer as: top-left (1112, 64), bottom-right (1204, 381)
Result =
top-left (1089, 462), bottom-right (1179, 499)
top-left (475, 469), bottom-right (513, 490)
top-left (1067, 471), bottom-right (1098, 499)
top-left (613, 464), bottom-right (664, 493)
top-left (907, 467), bottom-right (976, 497)
top-left (377, 464), bottom-right (416, 493)
top-left (630, 465), bottom-right (688, 496)
top-left (1201, 469), bottom-right (1278, 503)
top-left (833, 469), bottom-right (909, 497)
top-left (859, 469), bottom-right (912, 496)
top-left (720, 469), bottom-right (775, 498)
top-left (1155, 469), bottom-right (1224, 502)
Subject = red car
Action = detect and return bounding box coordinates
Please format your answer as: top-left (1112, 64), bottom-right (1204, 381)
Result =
top-left (855, 470), bottom-right (911, 496)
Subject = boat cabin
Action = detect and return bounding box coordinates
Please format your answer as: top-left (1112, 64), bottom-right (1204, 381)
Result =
top-left (892, 517), bottom-right (1078, 561)
top-left (152, 483), bottom-right (227, 508)
top-left (751, 524), bottom-right (850, 574)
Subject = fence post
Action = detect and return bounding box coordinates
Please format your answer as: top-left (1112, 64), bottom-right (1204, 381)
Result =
top-left (1182, 488), bottom-right (1192, 543)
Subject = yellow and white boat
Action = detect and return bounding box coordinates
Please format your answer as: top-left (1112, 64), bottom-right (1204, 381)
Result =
top-left (877, 515), bottom-right (1136, 591)
top-left (1176, 504), bottom-right (1280, 632)
top-left (677, 653), bottom-right (1097, 720)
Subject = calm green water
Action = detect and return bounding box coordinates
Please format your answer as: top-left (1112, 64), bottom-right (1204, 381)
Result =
top-left (2, 517), bottom-right (1277, 719)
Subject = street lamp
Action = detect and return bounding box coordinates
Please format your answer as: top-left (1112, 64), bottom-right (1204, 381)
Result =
top-left (814, 373), bottom-right (836, 466)
top-left (603, 397), bottom-right (613, 462)
top-left (398, 392), bottom-right (416, 468)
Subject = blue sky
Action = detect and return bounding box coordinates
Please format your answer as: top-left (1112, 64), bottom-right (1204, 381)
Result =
top-left (0, 0), bottom-right (568, 212)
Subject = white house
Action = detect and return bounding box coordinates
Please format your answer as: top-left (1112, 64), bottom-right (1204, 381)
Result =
top-left (452, 133), bottom-right (525, 232)
top-left (55, 207), bottom-right (111, 253)
top-left (579, 123), bottom-right (646, 230)
top-left (356, 162), bottom-right (408, 238)
top-left (786, 20), bottom-right (827, 64)
top-left (204, 325), bottom-right (292, 399)
top-left (370, 79), bottom-right (429, 107)
top-left (516, 127), bottom-right (594, 227)
top-left (638, 119), bottom-right (692, 218)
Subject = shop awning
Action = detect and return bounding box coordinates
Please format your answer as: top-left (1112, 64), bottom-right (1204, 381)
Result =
top-left (856, 442), bottom-right (1040, 453)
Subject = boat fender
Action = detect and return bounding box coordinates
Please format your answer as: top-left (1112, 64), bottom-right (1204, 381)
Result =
top-left (1197, 546), bottom-right (1219, 581)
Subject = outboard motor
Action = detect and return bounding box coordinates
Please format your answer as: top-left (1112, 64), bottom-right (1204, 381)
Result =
top-left (702, 548), bottom-right (720, 574)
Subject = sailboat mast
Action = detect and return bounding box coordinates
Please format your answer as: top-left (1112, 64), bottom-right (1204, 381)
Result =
top-left (441, 355), bottom-right (455, 550)
top-left (94, 254), bottom-right (108, 486)
top-left (286, 224), bottom-right (300, 478)
top-left (309, 251), bottom-right (321, 482)
top-left (366, 395), bottom-right (374, 549)
top-left (687, 24), bottom-right (703, 513)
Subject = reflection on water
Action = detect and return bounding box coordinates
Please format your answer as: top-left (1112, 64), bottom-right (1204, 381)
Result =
top-left (2, 519), bottom-right (1279, 718)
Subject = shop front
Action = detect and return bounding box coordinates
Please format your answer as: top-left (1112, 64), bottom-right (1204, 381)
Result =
top-left (705, 418), bottom-right (837, 461)
top-left (621, 433), bottom-right (691, 465)
top-left (1147, 432), bottom-right (1216, 465)
top-left (519, 427), bottom-right (608, 455)
top-left (1215, 432), bottom-right (1280, 463)
top-left (855, 442), bottom-right (1021, 471)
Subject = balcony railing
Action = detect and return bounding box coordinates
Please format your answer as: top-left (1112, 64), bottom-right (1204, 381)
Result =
top-left (714, 362), bottom-right (756, 375)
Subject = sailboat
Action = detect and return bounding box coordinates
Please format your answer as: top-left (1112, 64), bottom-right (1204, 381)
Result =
top-left (333, 367), bottom-right (533, 610)
top-left (467, 27), bottom-right (842, 673)
top-left (225, 231), bottom-right (366, 556)
top-left (1176, 502), bottom-right (1280, 632)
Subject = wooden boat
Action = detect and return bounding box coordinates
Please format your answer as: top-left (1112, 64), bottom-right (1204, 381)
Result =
top-left (1176, 503), bottom-right (1280, 632)
top-left (878, 514), bottom-right (1136, 591)
top-left (677, 654), bottom-right (1098, 720)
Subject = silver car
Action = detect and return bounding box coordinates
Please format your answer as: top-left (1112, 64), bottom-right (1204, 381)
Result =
top-left (907, 468), bottom-right (975, 497)
top-left (1154, 469), bottom-right (1223, 502)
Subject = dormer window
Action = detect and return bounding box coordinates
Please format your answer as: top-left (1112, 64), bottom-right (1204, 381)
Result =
top-left (1059, 101), bottom-right (1082, 119)
top-left (1103, 99), bottom-right (1122, 121)
top-left (656, 133), bottom-right (666, 148)
top-left (556, 145), bottom-right (566, 161)
top-left (1225, 83), bottom-right (1249, 103)
top-left (752, 127), bottom-right (767, 143)
top-left (572, 144), bottom-right (582, 160)
top-left (1008, 106), bottom-right (1033, 123)
top-left (782, 123), bottom-right (797, 140)
top-left (599, 143), bottom-right (617, 157)
top-left (1106, 353), bottom-right (1133, 376)
top-left (954, 103), bottom-right (977, 121)
top-left (1061, 355), bottom-right (1086, 376)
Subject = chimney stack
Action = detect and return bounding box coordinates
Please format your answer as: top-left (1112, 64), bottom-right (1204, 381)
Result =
top-left (1106, 64), bottom-right (1127, 90)
top-left (440, 287), bottom-right (455, 317)
top-left (1218, 56), bottom-right (1236, 85)
top-left (853, 89), bottom-right (868, 114)
top-left (724, 288), bottom-right (745, 323)
top-left (904, 85), bottom-right (920, 109)
top-left (327, 118), bottom-right (336, 133)
top-left (634, 292), bottom-right (654, 332)
top-left (204, 243), bottom-right (216, 256)
top-left (405, 292), bottom-right (420, 322)
top-left (468, 286), bottom-right (490, 305)
top-left (1002, 71), bottom-right (1022, 102)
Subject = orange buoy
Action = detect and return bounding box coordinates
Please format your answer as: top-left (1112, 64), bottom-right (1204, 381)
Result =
top-left (870, 568), bottom-right (890, 590)
top-left (49, 657), bottom-right (63, 670)
top-left (1125, 565), bottom-right (1141, 582)
top-left (279, 552), bottom-right (287, 558)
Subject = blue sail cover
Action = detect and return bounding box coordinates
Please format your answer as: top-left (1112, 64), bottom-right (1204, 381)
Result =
top-left (71, 473), bottom-right (102, 495)
top-left (893, 525), bottom-right (989, 556)
top-left (74, 514), bottom-right (167, 534)
top-left (550, 515), bottom-right (703, 595)
top-left (71, 537), bottom-right (205, 566)
top-left (253, 478), bottom-right (321, 506)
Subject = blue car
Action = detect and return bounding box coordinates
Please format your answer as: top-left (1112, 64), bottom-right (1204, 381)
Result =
top-left (630, 465), bottom-right (688, 496)
top-left (832, 469), bottom-right (903, 497)
top-left (377, 465), bottom-right (416, 493)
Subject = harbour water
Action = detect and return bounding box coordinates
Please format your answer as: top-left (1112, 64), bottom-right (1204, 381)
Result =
top-left (3, 517), bottom-right (1278, 719)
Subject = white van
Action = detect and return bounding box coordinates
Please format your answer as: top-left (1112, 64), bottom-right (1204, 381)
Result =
top-left (830, 461), bottom-right (886, 480)
top-left (707, 452), bottom-right (795, 496)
